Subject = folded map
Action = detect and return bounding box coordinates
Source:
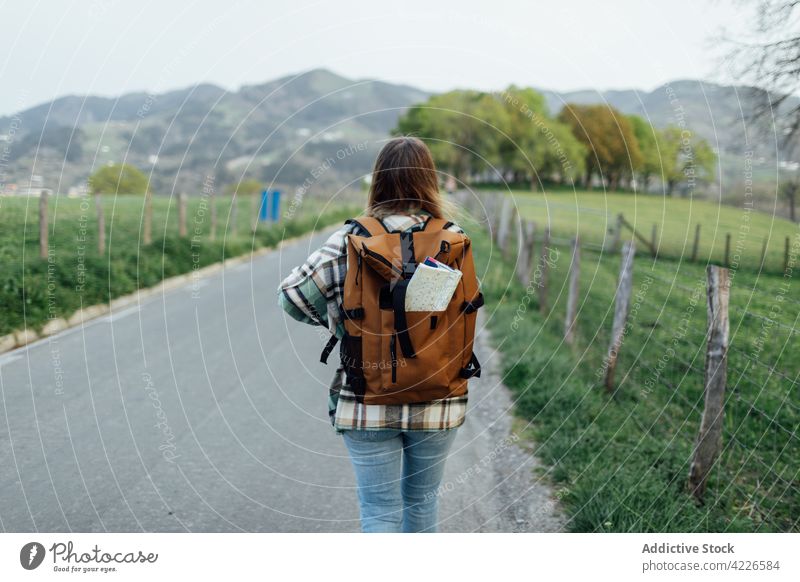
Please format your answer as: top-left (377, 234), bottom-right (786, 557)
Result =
top-left (405, 257), bottom-right (463, 312)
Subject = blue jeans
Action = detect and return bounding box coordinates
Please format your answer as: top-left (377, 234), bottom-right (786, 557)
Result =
top-left (342, 428), bottom-right (458, 533)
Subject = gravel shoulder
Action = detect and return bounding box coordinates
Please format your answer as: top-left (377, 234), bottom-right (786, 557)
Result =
top-left (438, 311), bottom-right (567, 532)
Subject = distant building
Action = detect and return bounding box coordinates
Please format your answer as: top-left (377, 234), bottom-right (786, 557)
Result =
top-left (67, 182), bottom-right (90, 198)
top-left (12, 176), bottom-right (52, 196)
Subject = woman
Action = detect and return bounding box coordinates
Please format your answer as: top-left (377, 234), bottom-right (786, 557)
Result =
top-left (278, 137), bottom-right (475, 533)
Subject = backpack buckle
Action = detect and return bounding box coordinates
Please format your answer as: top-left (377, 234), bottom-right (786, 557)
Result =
top-left (461, 293), bottom-right (485, 314)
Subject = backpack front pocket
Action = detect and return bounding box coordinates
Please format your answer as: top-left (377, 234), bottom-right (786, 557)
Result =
top-left (381, 309), bottom-right (452, 394)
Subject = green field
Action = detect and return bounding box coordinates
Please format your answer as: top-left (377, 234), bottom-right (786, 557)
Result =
top-left (463, 200), bottom-right (799, 532)
top-left (0, 194), bottom-right (357, 336)
top-left (489, 190), bottom-right (798, 275)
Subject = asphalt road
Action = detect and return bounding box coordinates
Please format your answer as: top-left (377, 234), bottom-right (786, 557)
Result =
top-left (0, 227), bottom-right (564, 532)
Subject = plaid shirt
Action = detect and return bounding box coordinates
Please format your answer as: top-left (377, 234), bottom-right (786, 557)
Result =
top-left (278, 213), bottom-right (469, 433)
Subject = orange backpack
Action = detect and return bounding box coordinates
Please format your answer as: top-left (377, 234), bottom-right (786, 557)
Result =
top-left (321, 216), bottom-right (483, 405)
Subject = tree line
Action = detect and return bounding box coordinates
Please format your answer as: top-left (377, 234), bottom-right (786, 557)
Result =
top-left (87, 164), bottom-right (265, 199)
top-left (394, 86), bottom-right (716, 195)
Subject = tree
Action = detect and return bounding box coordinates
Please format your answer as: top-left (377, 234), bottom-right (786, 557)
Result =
top-left (495, 86), bottom-right (550, 184)
top-left (394, 90), bottom-right (508, 182)
top-left (659, 127), bottom-right (717, 196)
top-left (88, 163), bottom-right (149, 195)
top-left (536, 120), bottom-right (587, 185)
top-left (492, 86), bottom-right (585, 187)
top-left (395, 87), bottom-right (590, 188)
top-left (558, 104), bottom-right (643, 190)
top-left (224, 179), bottom-right (262, 197)
top-left (627, 115), bottom-right (662, 190)
top-left (722, 0), bottom-right (800, 144)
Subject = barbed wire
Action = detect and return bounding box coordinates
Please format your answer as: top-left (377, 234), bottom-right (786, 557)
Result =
top-left (643, 271), bottom-right (707, 295)
top-left (727, 344), bottom-right (800, 388)
top-left (739, 310), bottom-right (800, 336)
top-left (723, 436), bottom-right (800, 532)
top-left (731, 394), bottom-right (800, 442)
top-left (630, 335), bottom-right (706, 375)
top-left (726, 433), bottom-right (800, 496)
top-left (728, 374), bottom-right (800, 417)
top-left (718, 480), bottom-right (786, 532)
top-left (476, 204), bottom-right (799, 530)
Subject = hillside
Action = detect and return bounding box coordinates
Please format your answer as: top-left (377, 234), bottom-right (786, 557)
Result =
top-left (2, 71), bottom-right (795, 201)
top-left (0, 68), bottom-right (428, 196)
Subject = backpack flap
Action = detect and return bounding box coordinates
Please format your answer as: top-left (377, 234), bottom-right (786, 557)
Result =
top-left (429, 236), bottom-right (468, 271)
top-left (348, 233), bottom-right (405, 282)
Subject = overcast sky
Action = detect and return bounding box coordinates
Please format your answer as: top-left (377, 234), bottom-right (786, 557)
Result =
top-left (0, 0), bottom-right (749, 116)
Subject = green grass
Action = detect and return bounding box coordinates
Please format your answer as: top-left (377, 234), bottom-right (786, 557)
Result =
top-left (464, 210), bottom-right (800, 532)
top-left (0, 194), bottom-right (358, 336)
top-left (494, 189), bottom-right (798, 274)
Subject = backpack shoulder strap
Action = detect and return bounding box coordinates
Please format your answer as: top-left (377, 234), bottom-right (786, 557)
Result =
top-left (345, 216), bottom-right (390, 237)
top-left (421, 216), bottom-right (450, 232)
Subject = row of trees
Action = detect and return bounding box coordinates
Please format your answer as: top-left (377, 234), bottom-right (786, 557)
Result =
top-left (394, 87), bottom-right (717, 194)
top-left (88, 164), bottom-right (265, 198)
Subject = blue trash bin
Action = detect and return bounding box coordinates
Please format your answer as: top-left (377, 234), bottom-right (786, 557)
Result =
top-left (259, 190), bottom-right (270, 222)
top-left (270, 190), bottom-right (281, 221)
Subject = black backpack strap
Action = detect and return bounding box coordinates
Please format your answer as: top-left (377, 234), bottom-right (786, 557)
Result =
top-left (459, 352), bottom-right (482, 379)
top-left (340, 306), bottom-right (364, 320)
top-left (461, 293), bottom-right (484, 314)
top-left (391, 279), bottom-right (416, 359)
top-left (391, 226), bottom-right (423, 358)
top-left (399, 230), bottom-right (417, 278)
top-left (320, 334), bottom-right (339, 364)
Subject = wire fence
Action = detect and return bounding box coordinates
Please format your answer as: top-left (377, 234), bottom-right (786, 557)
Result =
top-left (465, 190), bottom-right (800, 532)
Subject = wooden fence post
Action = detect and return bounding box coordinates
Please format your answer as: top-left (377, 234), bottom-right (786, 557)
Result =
top-left (462, 190), bottom-right (475, 216)
top-left (478, 193), bottom-right (492, 235)
top-left (785, 236), bottom-right (791, 273)
top-left (453, 189), bottom-right (468, 213)
top-left (178, 192), bottom-right (188, 238)
top-left (688, 265), bottom-right (730, 502)
top-left (497, 197), bottom-right (515, 258)
top-left (486, 193), bottom-right (501, 243)
top-left (538, 226), bottom-right (551, 315)
top-left (143, 190), bottom-right (152, 245)
top-left (466, 191), bottom-right (477, 216)
top-left (619, 214), bottom-right (656, 255)
top-left (516, 221), bottom-right (536, 286)
top-left (724, 233), bottom-right (731, 267)
top-left (39, 190), bottom-right (48, 259)
top-left (564, 236), bottom-right (581, 345)
top-left (610, 213), bottom-right (623, 253)
top-left (461, 190), bottom-right (471, 212)
top-left (492, 194), bottom-right (504, 243)
top-left (604, 241), bottom-right (636, 391)
top-left (651, 224), bottom-right (658, 258)
top-left (94, 194), bottom-right (106, 254)
top-left (691, 224), bottom-right (701, 262)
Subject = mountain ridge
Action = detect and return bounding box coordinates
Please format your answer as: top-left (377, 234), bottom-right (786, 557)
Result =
top-left (0, 69), bottom-right (786, 195)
